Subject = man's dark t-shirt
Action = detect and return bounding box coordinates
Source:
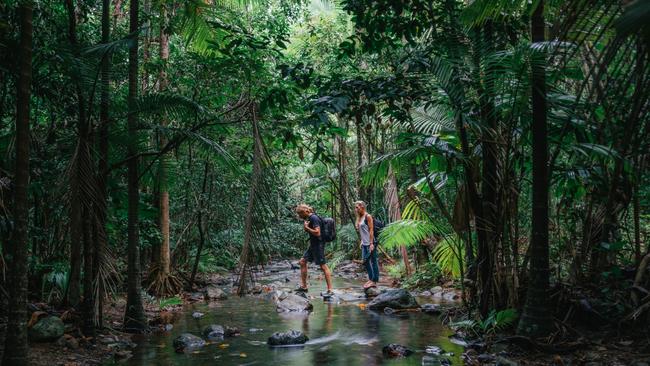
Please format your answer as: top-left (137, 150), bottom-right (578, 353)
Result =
top-left (307, 213), bottom-right (322, 245)
top-left (303, 213), bottom-right (326, 265)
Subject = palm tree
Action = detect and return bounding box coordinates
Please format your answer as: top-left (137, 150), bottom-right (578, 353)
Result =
top-left (517, 0), bottom-right (552, 337)
top-left (148, 1), bottom-right (182, 297)
top-left (2, 2), bottom-right (32, 364)
top-left (123, 0), bottom-right (147, 332)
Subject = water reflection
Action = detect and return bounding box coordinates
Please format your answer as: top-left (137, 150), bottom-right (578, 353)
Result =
top-left (122, 276), bottom-right (463, 366)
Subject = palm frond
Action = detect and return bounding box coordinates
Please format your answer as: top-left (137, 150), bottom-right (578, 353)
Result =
top-left (379, 219), bottom-right (449, 250)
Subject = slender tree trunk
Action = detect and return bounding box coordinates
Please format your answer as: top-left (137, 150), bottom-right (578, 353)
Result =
top-left (477, 21), bottom-right (499, 316)
top-left (64, 0), bottom-right (96, 335)
top-left (2, 3), bottom-right (32, 364)
top-left (94, 0), bottom-right (112, 329)
top-left (337, 121), bottom-right (349, 224)
top-left (81, 212), bottom-right (94, 336)
top-left (148, 2), bottom-right (180, 296)
top-left (189, 161), bottom-right (210, 289)
top-left (355, 112), bottom-right (367, 202)
top-left (63, 0), bottom-right (83, 311)
top-left (518, 0), bottom-right (552, 337)
top-left (385, 167), bottom-right (412, 275)
top-left (444, 0), bottom-right (483, 312)
top-left (634, 171), bottom-right (641, 264)
top-left (237, 107), bottom-right (263, 295)
top-left (124, 0), bottom-right (147, 332)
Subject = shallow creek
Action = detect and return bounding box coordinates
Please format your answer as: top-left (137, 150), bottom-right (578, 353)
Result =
top-left (124, 262), bottom-right (464, 365)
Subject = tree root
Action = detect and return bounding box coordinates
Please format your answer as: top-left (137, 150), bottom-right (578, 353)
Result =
top-left (147, 268), bottom-right (183, 297)
top-left (494, 335), bottom-right (586, 354)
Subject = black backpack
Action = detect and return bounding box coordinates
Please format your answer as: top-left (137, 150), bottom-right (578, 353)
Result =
top-left (317, 215), bottom-right (336, 243)
top-left (364, 215), bottom-right (384, 245)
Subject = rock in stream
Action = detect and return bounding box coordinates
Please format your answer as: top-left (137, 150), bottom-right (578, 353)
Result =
top-left (267, 330), bottom-right (309, 346)
top-left (173, 333), bottom-right (206, 353)
top-left (275, 293), bottom-right (313, 313)
top-left (204, 286), bottom-right (228, 300)
top-left (202, 325), bottom-right (225, 340)
top-left (382, 343), bottom-right (413, 358)
top-left (368, 289), bottom-right (419, 311)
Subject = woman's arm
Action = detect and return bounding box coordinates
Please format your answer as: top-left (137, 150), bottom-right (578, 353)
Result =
top-left (367, 214), bottom-right (374, 245)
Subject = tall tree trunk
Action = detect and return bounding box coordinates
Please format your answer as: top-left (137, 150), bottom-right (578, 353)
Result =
top-left (189, 161), bottom-right (210, 289)
top-left (237, 107), bottom-right (263, 295)
top-left (634, 167), bottom-right (641, 264)
top-left (124, 0), bottom-right (147, 332)
top-left (64, 0), bottom-right (85, 310)
top-left (149, 2), bottom-right (180, 297)
top-left (355, 112), bottom-right (367, 203)
top-left (444, 0), bottom-right (482, 313)
top-left (385, 167), bottom-right (411, 275)
top-left (337, 118), bottom-right (349, 224)
top-left (64, 0), bottom-right (96, 336)
top-left (517, 0), bottom-right (552, 337)
top-left (477, 21), bottom-right (499, 315)
top-left (94, 0), bottom-right (112, 330)
top-left (158, 4), bottom-right (171, 278)
top-left (2, 3), bottom-right (32, 364)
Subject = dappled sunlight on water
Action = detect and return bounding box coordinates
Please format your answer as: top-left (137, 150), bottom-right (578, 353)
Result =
top-left (123, 270), bottom-right (463, 366)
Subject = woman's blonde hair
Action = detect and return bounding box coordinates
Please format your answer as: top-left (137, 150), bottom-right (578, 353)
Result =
top-left (295, 203), bottom-right (313, 215)
top-left (354, 200), bottom-right (367, 218)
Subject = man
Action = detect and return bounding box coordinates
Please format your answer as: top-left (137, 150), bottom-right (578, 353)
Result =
top-left (295, 204), bottom-right (333, 295)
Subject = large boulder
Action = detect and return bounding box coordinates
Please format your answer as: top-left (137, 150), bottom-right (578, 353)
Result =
top-left (266, 290), bottom-right (289, 302)
top-left (276, 293), bottom-right (313, 313)
top-left (205, 286), bottom-right (228, 300)
top-left (368, 289), bottom-right (419, 311)
top-left (29, 316), bottom-right (64, 342)
top-left (382, 343), bottom-right (413, 358)
top-left (202, 324), bottom-right (225, 340)
top-left (173, 333), bottom-right (206, 353)
top-left (267, 330), bottom-right (309, 346)
top-left (364, 287), bottom-right (381, 298)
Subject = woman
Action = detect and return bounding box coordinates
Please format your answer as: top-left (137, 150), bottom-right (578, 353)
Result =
top-left (355, 201), bottom-right (379, 288)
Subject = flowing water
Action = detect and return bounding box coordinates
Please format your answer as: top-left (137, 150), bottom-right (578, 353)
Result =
top-left (124, 264), bottom-right (464, 366)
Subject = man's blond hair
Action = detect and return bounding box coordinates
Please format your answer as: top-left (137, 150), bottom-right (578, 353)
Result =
top-left (295, 203), bottom-right (313, 215)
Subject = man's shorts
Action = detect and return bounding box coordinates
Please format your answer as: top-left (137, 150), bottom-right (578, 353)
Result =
top-left (303, 241), bottom-right (327, 265)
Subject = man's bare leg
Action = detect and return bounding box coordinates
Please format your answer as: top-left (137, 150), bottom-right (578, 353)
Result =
top-left (299, 258), bottom-right (308, 289)
top-left (320, 264), bottom-right (333, 292)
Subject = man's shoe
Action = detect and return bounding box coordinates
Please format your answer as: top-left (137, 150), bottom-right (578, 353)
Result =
top-left (295, 286), bottom-right (308, 293)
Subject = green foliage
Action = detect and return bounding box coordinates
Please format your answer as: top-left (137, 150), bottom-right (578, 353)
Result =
top-left (40, 262), bottom-right (69, 303)
top-left (481, 308), bottom-right (519, 334)
top-left (432, 236), bottom-right (466, 278)
top-left (379, 219), bottom-right (448, 250)
top-left (158, 296), bottom-right (183, 310)
top-left (450, 308), bottom-right (519, 336)
top-left (402, 261), bottom-right (444, 289)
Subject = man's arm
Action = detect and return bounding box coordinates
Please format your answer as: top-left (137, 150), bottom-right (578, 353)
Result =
top-left (305, 225), bottom-right (321, 236)
top-left (304, 217), bottom-right (321, 236)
